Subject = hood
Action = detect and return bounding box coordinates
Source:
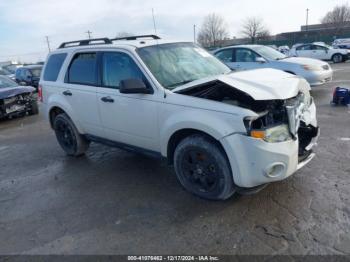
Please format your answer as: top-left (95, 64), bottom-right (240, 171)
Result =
top-left (282, 56), bottom-right (328, 66)
top-left (0, 86), bottom-right (35, 100)
top-left (173, 68), bottom-right (309, 101)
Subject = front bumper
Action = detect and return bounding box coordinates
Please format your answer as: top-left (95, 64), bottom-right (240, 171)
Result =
top-left (221, 127), bottom-right (319, 188)
top-left (304, 69), bottom-right (333, 86)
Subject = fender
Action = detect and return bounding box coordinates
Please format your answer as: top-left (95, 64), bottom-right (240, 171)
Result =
top-left (160, 108), bottom-right (246, 157)
top-left (46, 93), bottom-right (85, 134)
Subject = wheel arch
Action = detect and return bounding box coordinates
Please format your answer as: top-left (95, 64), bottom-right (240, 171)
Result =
top-left (166, 128), bottom-right (228, 165)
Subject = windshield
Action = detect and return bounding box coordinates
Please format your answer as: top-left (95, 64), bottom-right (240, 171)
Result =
top-left (30, 68), bottom-right (42, 77)
top-left (254, 46), bottom-right (287, 60)
top-left (0, 68), bottom-right (11, 75)
top-left (0, 76), bottom-right (18, 88)
top-left (137, 43), bottom-right (231, 89)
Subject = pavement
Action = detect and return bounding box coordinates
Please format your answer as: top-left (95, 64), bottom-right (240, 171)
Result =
top-left (0, 63), bottom-right (350, 256)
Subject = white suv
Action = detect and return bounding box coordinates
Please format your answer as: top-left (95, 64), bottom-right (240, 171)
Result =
top-left (40, 35), bottom-right (319, 200)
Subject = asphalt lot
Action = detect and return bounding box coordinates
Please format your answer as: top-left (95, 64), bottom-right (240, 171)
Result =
top-left (0, 63), bottom-right (350, 256)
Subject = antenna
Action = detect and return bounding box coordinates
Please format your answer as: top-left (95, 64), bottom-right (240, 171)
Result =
top-left (152, 8), bottom-right (158, 35)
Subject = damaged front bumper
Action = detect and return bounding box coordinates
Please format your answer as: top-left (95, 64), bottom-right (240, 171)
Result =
top-left (221, 125), bottom-right (319, 188)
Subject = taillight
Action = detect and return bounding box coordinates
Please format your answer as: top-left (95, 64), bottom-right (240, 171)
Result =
top-left (38, 84), bottom-right (43, 102)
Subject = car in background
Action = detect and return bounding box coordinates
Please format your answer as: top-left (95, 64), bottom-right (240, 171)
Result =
top-left (278, 45), bottom-right (290, 55)
top-left (15, 65), bottom-right (43, 89)
top-left (332, 38), bottom-right (350, 49)
top-left (289, 43), bottom-right (349, 63)
top-left (213, 45), bottom-right (333, 86)
top-left (0, 75), bottom-right (38, 119)
top-left (0, 67), bottom-right (16, 81)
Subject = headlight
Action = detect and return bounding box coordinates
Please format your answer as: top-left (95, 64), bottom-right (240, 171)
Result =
top-left (302, 65), bottom-right (321, 71)
top-left (249, 125), bottom-right (292, 143)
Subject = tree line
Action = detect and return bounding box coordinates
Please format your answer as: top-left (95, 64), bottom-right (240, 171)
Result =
top-left (197, 4), bottom-right (350, 48)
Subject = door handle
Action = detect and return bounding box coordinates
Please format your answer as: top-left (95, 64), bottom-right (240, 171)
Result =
top-left (101, 96), bottom-right (114, 103)
top-left (63, 90), bottom-right (72, 96)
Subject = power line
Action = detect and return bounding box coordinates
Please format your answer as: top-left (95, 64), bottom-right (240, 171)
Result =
top-left (85, 30), bottom-right (92, 39)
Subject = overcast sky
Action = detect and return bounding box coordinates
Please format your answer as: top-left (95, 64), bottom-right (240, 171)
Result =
top-left (0, 0), bottom-right (346, 62)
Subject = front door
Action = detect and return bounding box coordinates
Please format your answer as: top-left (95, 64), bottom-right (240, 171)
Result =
top-left (97, 51), bottom-right (160, 152)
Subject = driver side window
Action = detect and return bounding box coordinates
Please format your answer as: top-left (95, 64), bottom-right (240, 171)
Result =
top-left (102, 52), bottom-right (146, 89)
top-left (234, 48), bottom-right (260, 62)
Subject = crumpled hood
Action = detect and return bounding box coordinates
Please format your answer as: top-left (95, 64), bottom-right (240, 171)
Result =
top-left (0, 86), bottom-right (35, 100)
top-left (282, 56), bottom-right (328, 66)
top-left (174, 68), bottom-right (310, 100)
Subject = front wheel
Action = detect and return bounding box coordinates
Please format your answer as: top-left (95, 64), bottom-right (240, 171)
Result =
top-left (174, 135), bottom-right (235, 200)
top-left (332, 54), bottom-right (343, 63)
top-left (53, 113), bottom-right (90, 157)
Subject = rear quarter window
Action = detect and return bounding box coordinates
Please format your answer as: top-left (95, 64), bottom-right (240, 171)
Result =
top-left (43, 53), bottom-right (67, 81)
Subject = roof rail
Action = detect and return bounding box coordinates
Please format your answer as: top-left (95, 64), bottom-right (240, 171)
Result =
top-left (58, 38), bottom-right (113, 49)
top-left (111, 35), bottom-right (161, 41)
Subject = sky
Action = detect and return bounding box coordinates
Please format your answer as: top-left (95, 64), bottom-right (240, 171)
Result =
top-left (0, 0), bottom-right (346, 62)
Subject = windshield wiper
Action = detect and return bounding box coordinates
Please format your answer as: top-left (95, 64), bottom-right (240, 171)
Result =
top-left (167, 79), bottom-right (197, 88)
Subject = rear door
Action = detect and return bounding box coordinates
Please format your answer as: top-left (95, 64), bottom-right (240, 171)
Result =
top-left (63, 52), bottom-right (102, 136)
top-left (96, 51), bottom-right (159, 152)
top-left (295, 44), bottom-right (313, 58)
top-left (214, 48), bottom-right (235, 69)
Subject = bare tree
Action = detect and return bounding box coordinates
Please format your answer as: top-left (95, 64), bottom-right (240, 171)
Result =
top-left (241, 17), bottom-right (269, 44)
top-left (321, 4), bottom-right (350, 34)
top-left (197, 13), bottom-right (229, 47)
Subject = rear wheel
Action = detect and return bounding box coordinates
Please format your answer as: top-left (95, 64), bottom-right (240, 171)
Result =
top-left (53, 113), bottom-right (90, 156)
top-left (332, 53), bottom-right (343, 63)
top-left (174, 135), bottom-right (235, 200)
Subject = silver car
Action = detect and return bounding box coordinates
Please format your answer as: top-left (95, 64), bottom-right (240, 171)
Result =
top-left (214, 45), bottom-right (333, 86)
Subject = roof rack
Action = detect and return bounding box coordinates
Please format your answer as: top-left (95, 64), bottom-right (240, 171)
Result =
top-left (58, 38), bottom-right (113, 49)
top-left (111, 35), bottom-right (161, 41)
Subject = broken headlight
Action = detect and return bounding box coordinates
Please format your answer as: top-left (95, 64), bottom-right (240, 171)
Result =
top-left (244, 115), bottom-right (292, 143)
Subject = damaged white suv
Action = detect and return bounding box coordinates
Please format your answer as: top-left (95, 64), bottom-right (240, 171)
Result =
top-left (40, 35), bottom-right (319, 200)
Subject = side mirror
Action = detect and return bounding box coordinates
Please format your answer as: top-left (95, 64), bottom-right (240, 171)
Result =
top-left (255, 57), bottom-right (266, 63)
top-left (119, 79), bottom-right (152, 94)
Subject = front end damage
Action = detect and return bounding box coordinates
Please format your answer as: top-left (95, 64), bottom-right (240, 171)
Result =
top-left (176, 78), bottom-right (319, 188)
top-left (0, 93), bottom-right (37, 119)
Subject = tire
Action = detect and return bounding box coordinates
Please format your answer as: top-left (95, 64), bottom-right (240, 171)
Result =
top-left (174, 134), bottom-right (235, 200)
top-left (29, 101), bottom-right (39, 115)
top-left (332, 53), bottom-right (343, 63)
top-left (53, 113), bottom-right (90, 157)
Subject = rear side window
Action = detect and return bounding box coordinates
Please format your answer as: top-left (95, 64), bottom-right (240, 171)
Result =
top-left (67, 53), bottom-right (97, 85)
top-left (43, 53), bottom-right (67, 81)
top-left (215, 49), bottom-right (233, 63)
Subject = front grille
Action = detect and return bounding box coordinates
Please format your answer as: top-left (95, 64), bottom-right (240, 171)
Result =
top-left (322, 65), bottom-right (330, 70)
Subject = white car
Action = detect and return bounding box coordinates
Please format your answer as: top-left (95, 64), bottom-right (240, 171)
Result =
top-left (214, 45), bottom-right (333, 86)
top-left (289, 43), bottom-right (349, 63)
top-left (332, 38), bottom-right (350, 49)
top-left (40, 36), bottom-right (319, 200)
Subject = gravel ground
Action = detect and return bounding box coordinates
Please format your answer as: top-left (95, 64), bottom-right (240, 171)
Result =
top-left (0, 63), bottom-right (349, 256)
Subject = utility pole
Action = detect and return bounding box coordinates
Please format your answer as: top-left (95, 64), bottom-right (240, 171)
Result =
top-left (45, 36), bottom-right (51, 52)
top-left (86, 30), bottom-right (92, 39)
top-left (152, 8), bottom-right (157, 35)
top-left (193, 25), bottom-right (196, 43)
top-left (306, 8), bottom-right (309, 32)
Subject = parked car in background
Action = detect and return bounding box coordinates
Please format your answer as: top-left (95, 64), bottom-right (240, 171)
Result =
top-left (278, 45), bottom-right (290, 55)
top-left (40, 36), bottom-right (319, 200)
top-left (332, 38), bottom-right (350, 49)
top-left (0, 75), bottom-right (38, 119)
top-left (289, 43), bottom-right (349, 63)
top-left (0, 67), bottom-right (16, 80)
top-left (15, 65), bottom-right (43, 89)
top-left (214, 45), bottom-right (333, 86)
